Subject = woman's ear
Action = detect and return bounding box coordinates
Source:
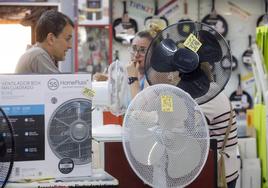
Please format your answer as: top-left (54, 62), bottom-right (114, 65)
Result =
top-left (46, 33), bottom-right (55, 45)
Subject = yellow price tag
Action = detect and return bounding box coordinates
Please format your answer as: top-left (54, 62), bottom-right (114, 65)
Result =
top-left (82, 87), bottom-right (95, 98)
top-left (241, 72), bottom-right (254, 81)
top-left (183, 33), bottom-right (202, 53)
top-left (161, 95), bottom-right (174, 112)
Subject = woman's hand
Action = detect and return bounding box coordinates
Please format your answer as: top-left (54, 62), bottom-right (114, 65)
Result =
top-left (126, 61), bottom-right (139, 77)
top-left (93, 72), bottom-right (108, 81)
top-left (126, 61), bottom-right (141, 99)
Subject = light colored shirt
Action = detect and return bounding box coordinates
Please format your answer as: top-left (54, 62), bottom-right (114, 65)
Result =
top-left (15, 45), bottom-right (60, 74)
top-left (200, 91), bottom-right (239, 183)
top-left (139, 76), bottom-right (145, 90)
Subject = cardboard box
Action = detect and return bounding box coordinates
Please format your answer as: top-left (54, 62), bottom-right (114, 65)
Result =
top-left (0, 74), bottom-right (92, 180)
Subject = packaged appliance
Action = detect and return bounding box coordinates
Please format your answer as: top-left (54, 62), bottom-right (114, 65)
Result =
top-left (0, 74), bottom-right (92, 180)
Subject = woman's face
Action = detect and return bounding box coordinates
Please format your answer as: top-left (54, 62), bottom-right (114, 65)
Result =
top-left (130, 36), bottom-right (151, 74)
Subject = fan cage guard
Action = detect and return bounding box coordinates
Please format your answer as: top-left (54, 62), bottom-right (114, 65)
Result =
top-left (145, 21), bottom-right (232, 105)
top-left (0, 107), bottom-right (15, 188)
top-left (122, 84), bottom-right (210, 188)
top-left (47, 98), bottom-right (92, 165)
top-left (108, 59), bottom-right (128, 116)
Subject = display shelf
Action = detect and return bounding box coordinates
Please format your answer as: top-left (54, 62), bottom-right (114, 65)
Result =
top-left (92, 125), bottom-right (122, 143)
top-left (74, 0), bottom-right (113, 74)
top-left (5, 169), bottom-right (118, 188)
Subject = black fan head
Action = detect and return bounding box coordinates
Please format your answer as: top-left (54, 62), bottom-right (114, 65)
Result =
top-left (151, 39), bottom-right (199, 73)
top-left (198, 30), bottom-right (222, 63)
top-left (145, 21), bottom-right (232, 104)
top-left (0, 107), bottom-right (15, 188)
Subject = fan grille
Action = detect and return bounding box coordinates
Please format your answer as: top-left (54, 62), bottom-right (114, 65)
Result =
top-left (108, 60), bottom-right (128, 116)
top-left (145, 21), bottom-right (232, 105)
top-left (48, 98), bottom-right (92, 165)
top-left (0, 108), bottom-right (15, 188)
top-left (122, 84), bottom-right (209, 187)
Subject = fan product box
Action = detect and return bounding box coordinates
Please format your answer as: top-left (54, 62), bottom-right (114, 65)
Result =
top-left (0, 74), bottom-right (92, 180)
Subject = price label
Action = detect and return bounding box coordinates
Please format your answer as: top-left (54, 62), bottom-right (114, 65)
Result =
top-left (161, 95), bottom-right (174, 112)
top-left (82, 87), bottom-right (95, 98)
top-left (183, 33), bottom-right (202, 53)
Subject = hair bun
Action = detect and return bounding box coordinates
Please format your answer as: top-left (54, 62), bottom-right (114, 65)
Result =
top-left (147, 22), bottom-right (165, 38)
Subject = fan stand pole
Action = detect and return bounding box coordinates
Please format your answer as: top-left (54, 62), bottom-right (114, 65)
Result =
top-left (153, 154), bottom-right (167, 188)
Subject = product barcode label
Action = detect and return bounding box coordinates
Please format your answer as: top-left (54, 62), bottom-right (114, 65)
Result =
top-left (161, 95), bottom-right (174, 112)
top-left (183, 33), bottom-right (202, 53)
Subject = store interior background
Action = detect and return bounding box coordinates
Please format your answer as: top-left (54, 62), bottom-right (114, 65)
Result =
top-left (0, 0), bottom-right (267, 188)
top-left (0, 0), bottom-right (264, 98)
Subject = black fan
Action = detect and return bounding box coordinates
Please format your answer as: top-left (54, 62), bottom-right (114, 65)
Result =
top-left (0, 107), bottom-right (15, 188)
top-left (145, 21), bottom-right (232, 104)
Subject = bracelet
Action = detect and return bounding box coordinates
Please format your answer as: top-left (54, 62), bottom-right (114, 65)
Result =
top-left (128, 77), bottom-right (138, 85)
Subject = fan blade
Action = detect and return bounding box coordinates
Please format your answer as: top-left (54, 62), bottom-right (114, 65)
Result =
top-left (129, 127), bottom-right (165, 165)
top-left (166, 136), bottom-right (202, 178)
top-left (151, 38), bottom-right (177, 72)
top-left (130, 110), bottom-right (159, 124)
top-left (126, 110), bottom-right (164, 165)
top-left (198, 30), bottom-right (222, 63)
top-left (151, 39), bottom-right (199, 73)
top-left (173, 48), bottom-right (199, 73)
top-left (177, 67), bottom-right (210, 98)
